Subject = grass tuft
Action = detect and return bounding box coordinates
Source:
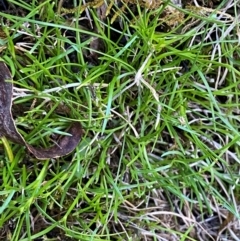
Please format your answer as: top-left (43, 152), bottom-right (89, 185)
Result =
top-left (0, 0), bottom-right (240, 240)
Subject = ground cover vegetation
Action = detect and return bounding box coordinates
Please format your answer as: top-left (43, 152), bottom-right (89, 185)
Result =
top-left (0, 0), bottom-right (240, 240)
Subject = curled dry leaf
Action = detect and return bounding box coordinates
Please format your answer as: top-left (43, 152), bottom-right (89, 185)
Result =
top-left (0, 61), bottom-right (82, 160)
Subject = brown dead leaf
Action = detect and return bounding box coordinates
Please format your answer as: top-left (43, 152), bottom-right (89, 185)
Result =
top-left (0, 61), bottom-right (82, 160)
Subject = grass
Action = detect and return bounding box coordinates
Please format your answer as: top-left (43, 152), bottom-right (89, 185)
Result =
top-left (0, 0), bottom-right (240, 240)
